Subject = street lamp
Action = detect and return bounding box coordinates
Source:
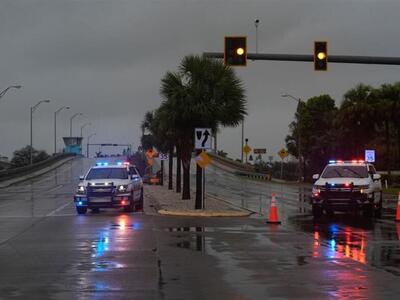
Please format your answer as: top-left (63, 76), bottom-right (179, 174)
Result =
top-left (80, 122), bottom-right (91, 137)
top-left (69, 113), bottom-right (82, 137)
top-left (30, 99), bottom-right (50, 165)
top-left (54, 106), bottom-right (70, 154)
top-left (254, 19), bottom-right (260, 54)
top-left (87, 133), bottom-right (96, 158)
top-left (282, 93), bottom-right (303, 181)
top-left (0, 85), bottom-right (22, 101)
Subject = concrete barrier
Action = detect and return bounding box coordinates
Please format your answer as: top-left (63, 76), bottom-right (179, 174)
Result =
top-left (0, 153), bottom-right (75, 182)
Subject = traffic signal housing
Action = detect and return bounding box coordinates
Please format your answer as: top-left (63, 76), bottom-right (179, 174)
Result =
top-left (224, 36), bottom-right (247, 66)
top-left (314, 41), bottom-right (328, 71)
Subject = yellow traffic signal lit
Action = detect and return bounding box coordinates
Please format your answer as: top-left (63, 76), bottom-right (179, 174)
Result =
top-left (314, 41), bottom-right (328, 71)
top-left (224, 36), bottom-right (247, 66)
top-left (317, 52), bottom-right (326, 60)
top-left (236, 47), bottom-right (245, 56)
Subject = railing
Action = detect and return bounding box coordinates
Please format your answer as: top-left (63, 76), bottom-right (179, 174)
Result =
top-left (0, 153), bottom-right (75, 182)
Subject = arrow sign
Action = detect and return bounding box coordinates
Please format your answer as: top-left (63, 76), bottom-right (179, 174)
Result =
top-left (202, 130), bottom-right (210, 147)
top-left (195, 128), bottom-right (212, 150)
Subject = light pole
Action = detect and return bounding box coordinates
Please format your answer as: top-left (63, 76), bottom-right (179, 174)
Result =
top-left (254, 19), bottom-right (260, 54)
top-left (0, 85), bottom-right (22, 101)
top-left (30, 99), bottom-right (50, 165)
top-left (80, 122), bottom-right (91, 137)
top-left (282, 93), bottom-right (303, 181)
top-left (69, 113), bottom-right (82, 137)
top-left (241, 120), bottom-right (244, 163)
top-left (54, 106), bottom-right (70, 154)
top-left (87, 133), bottom-right (96, 158)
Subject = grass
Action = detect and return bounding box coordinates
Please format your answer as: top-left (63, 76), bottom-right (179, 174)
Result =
top-left (384, 187), bottom-right (400, 195)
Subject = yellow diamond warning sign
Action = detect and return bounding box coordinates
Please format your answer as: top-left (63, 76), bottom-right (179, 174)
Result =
top-left (278, 148), bottom-right (289, 160)
top-left (243, 145), bottom-right (252, 154)
top-left (195, 151), bottom-right (211, 168)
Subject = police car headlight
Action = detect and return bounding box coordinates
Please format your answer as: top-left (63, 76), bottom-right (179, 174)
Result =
top-left (359, 185), bottom-right (370, 193)
top-left (117, 185), bottom-right (128, 193)
top-left (76, 186), bottom-right (86, 194)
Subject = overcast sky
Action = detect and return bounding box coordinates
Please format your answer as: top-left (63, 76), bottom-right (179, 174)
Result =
top-left (1, 0), bottom-right (399, 160)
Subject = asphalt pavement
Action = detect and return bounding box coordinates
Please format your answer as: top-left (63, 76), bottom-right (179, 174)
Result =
top-left (0, 157), bottom-right (399, 299)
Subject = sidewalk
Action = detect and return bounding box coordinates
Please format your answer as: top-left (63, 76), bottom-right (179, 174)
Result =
top-left (145, 184), bottom-right (252, 217)
top-left (0, 156), bottom-right (75, 188)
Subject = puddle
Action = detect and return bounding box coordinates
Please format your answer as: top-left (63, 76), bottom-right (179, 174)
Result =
top-left (168, 227), bottom-right (207, 252)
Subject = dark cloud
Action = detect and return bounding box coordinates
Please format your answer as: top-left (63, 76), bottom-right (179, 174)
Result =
top-left (1, 0), bottom-right (399, 159)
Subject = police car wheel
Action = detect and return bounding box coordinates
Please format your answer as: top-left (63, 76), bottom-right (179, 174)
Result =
top-left (312, 205), bottom-right (322, 218)
top-left (374, 192), bottom-right (383, 218)
top-left (76, 206), bottom-right (87, 215)
top-left (363, 203), bottom-right (373, 217)
top-left (136, 189), bottom-right (144, 211)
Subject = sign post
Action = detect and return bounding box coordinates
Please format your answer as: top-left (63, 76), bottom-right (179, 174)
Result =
top-left (195, 128), bottom-right (212, 209)
top-left (278, 148), bottom-right (289, 179)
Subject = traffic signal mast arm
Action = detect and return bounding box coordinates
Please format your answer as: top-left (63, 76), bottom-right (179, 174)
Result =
top-left (204, 52), bottom-right (400, 65)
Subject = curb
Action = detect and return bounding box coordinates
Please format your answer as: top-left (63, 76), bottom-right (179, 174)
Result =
top-left (0, 156), bottom-right (75, 188)
top-left (158, 209), bottom-right (251, 217)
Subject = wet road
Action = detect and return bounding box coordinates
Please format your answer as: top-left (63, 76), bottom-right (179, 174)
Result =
top-left (0, 157), bottom-right (399, 299)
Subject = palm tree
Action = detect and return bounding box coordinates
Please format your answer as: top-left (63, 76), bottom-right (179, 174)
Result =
top-left (160, 55), bottom-right (246, 204)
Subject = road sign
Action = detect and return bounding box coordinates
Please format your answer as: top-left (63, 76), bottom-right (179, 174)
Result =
top-left (145, 149), bottom-right (156, 159)
top-left (195, 151), bottom-right (211, 168)
top-left (243, 145), bottom-right (252, 154)
top-left (195, 128), bottom-right (212, 149)
top-left (254, 148), bottom-right (266, 154)
top-left (278, 148), bottom-right (289, 160)
top-left (159, 152), bottom-right (169, 161)
top-left (365, 149), bottom-right (375, 162)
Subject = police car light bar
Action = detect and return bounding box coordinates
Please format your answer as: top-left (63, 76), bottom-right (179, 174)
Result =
top-left (328, 160), bottom-right (365, 164)
top-left (96, 162), bottom-right (109, 166)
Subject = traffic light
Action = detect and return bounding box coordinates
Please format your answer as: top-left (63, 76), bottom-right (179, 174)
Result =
top-left (314, 41), bottom-right (328, 71)
top-left (224, 36), bottom-right (247, 66)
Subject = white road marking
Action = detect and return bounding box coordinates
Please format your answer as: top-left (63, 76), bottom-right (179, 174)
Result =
top-left (46, 201), bottom-right (73, 216)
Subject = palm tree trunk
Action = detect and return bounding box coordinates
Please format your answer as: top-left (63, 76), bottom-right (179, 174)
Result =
top-left (176, 146), bottom-right (182, 193)
top-left (168, 145), bottom-right (173, 190)
top-left (160, 160), bottom-right (164, 186)
top-left (195, 150), bottom-right (202, 209)
top-left (385, 120), bottom-right (391, 178)
top-left (398, 126), bottom-right (400, 169)
top-left (180, 143), bottom-right (192, 200)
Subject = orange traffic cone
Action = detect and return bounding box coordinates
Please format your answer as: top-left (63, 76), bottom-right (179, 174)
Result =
top-left (395, 192), bottom-right (400, 222)
top-left (266, 193), bottom-right (281, 224)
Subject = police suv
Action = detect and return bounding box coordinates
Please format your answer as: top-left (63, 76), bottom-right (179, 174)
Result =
top-left (74, 162), bottom-right (143, 214)
top-left (311, 160), bottom-right (382, 218)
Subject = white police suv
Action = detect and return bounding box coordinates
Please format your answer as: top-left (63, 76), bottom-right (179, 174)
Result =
top-left (74, 162), bottom-right (143, 214)
top-left (311, 160), bottom-right (382, 218)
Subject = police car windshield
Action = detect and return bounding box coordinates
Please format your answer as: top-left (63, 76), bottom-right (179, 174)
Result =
top-left (321, 165), bottom-right (368, 178)
top-left (86, 168), bottom-right (128, 180)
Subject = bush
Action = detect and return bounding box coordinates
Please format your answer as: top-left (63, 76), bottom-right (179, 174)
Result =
top-left (10, 146), bottom-right (50, 168)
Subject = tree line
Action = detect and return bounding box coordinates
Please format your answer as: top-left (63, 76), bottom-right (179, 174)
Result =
top-left (141, 55), bottom-right (247, 205)
top-left (285, 82), bottom-right (400, 181)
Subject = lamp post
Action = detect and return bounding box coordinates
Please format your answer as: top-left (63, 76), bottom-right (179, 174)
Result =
top-left (0, 85), bottom-right (22, 101)
top-left (80, 122), bottom-right (91, 137)
top-left (282, 93), bottom-right (303, 181)
top-left (254, 19), bottom-right (260, 54)
top-left (30, 99), bottom-right (50, 165)
top-left (54, 106), bottom-right (70, 154)
top-left (241, 120), bottom-right (244, 163)
top-left (87, 133), bottom-right (96, 158)
top-left (69, 113), bottom-right (82, 137)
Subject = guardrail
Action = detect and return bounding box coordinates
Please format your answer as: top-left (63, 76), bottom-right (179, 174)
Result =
top-left (0, 153), bottom-right (75, 182)
top-left (208, 152), bottom-right (255, 172)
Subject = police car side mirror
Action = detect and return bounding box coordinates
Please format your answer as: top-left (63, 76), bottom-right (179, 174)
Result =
top-left (79, 175), bottom-right (84, 181)
top-left (312, 174), bottom-right (319, 180)
top-left (372, 174), bottom-right (381, 181)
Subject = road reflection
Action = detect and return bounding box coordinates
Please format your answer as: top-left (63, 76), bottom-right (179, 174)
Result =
top-left (291, 214), bottom-right (400, 276)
